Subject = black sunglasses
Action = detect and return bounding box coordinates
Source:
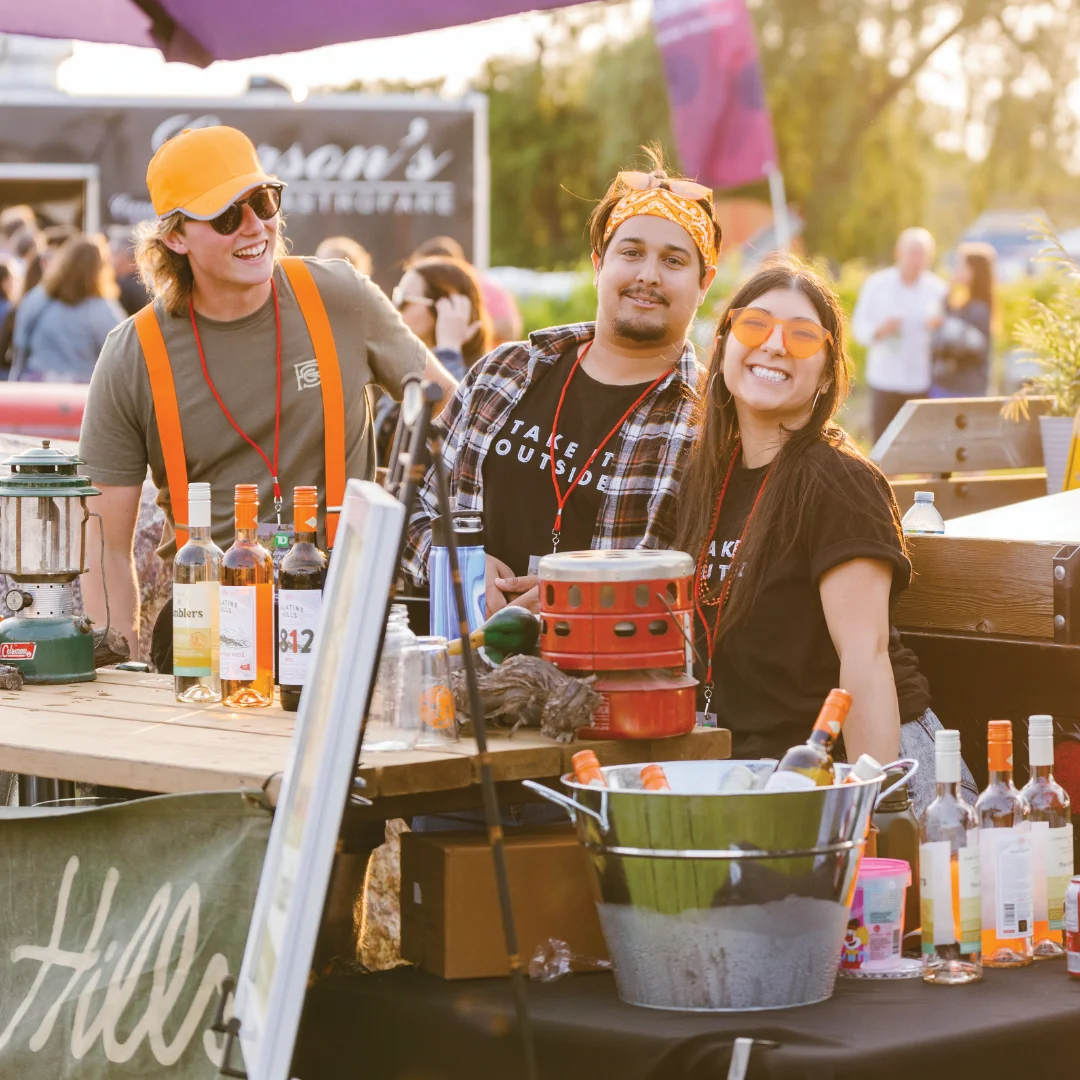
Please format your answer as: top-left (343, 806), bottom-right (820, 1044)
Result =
top-left (201, 186), bottom-right (283, 236)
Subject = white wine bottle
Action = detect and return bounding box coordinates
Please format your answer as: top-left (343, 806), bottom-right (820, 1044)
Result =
top-left (1021, 715), bottom-right (1074, 958)
top-left (919, 729), bottom-right (982, 984)
top-left (173, 482), bottom-right (222, 703)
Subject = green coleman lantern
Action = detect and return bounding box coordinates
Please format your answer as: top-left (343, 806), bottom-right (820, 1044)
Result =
top-left (0, 441), bottom-right (101, 683)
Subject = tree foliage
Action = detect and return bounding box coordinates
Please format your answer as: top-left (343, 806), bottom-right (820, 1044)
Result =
top-left (474, 0), bottom-right (1080, 268)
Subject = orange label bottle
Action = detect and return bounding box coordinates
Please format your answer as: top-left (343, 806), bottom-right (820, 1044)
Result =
top-left (572, 750), bottom-right (605, 787)
top-left (221, 484), bottom-right (275, 708)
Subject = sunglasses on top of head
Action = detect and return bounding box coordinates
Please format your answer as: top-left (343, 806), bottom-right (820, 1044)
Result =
top-left (727, 307), bottom-right (834, 360)
top-left (199, 185), bottom-right (283, 236)
top-left (391, 285), bottom-right (435, 311)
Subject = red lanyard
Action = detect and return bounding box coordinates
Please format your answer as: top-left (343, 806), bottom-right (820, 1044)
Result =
top-left (694, 439), bottom-right (770, 715)
top-left (548, 340), bottom-right (670, 550)
top-left (190, 280), bottom-right (284, 522)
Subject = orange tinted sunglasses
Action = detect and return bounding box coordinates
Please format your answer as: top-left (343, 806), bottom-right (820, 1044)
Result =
top-left (728, 307), bottom-right (833, 359)
top-left (617, 171), bottom-right (713, 201)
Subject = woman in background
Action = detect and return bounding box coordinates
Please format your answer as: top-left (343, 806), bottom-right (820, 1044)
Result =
top-left (12, 234), bottom-right (124, 383)
top-left (930, 243), bottom-right (995, 398)
top-left (376, 256), bottom-right (494, 463)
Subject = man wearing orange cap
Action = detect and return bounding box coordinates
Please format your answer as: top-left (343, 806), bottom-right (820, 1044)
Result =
top-left (80, 126), bottom-right (457, 666)
top-left (402, 152), bottom-right (720, 613)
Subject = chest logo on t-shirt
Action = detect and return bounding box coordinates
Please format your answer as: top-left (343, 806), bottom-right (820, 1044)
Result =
top-left (702, 537), bottom-right (743, 586)
top-left (492, 421), bottom-right (616, 492)
top-left (294, 358), bottom-right (320, 391)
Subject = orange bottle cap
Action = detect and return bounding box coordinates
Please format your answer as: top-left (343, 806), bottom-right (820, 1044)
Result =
top-left (987, 719), bottom-right (1013, 771)
top-left (234, 484), bottom-right (258, 502)
top-left (641, 764), bottom-right (670, 790)
top-left (573, 750), bottom-right (600, 770)
top-left (293, 486), bottom-right (319, 532)
top-left (813, 688), bottom-right (852, 738)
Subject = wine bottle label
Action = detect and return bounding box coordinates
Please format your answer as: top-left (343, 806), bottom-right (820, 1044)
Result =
top-left (958, 842), bottom-right (981, 951)
top-left (278, 589), bottom-right (322, 687)
top-left (1039, 822), bottom-right (1076, 931)
top-left (920, 840), bottom-right (980, 952)
top-left (980, 826), bottom-right (1034, 939)
top-left (173, 582), bottom-right (216, 676)
top-left (220, 586), bottom-right (258, 680)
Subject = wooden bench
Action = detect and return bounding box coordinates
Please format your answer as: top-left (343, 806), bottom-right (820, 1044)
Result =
top-left (872, 396), bottom-right (1051, 520)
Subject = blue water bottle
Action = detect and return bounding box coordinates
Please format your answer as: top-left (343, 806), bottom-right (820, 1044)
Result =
top-left (429, 512), bottom-right (486, 640)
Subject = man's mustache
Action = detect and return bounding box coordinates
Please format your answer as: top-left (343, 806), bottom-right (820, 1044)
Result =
top-left (620, 287), bottom-right (670, 307)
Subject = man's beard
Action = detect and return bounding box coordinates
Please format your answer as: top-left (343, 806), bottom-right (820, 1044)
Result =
top-left (611, 312), bottom-right (670, 343)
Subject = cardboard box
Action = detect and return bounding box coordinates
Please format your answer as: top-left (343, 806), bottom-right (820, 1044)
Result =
top-left (400, 826), bottom-right (608, 979)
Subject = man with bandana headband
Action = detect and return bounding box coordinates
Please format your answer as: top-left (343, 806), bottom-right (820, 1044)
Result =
top-left (402, 151), bottom-right (721, 613)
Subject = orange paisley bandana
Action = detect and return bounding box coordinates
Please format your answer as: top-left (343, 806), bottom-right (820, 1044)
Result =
top-left (603, 188), bottom-right (717, 267)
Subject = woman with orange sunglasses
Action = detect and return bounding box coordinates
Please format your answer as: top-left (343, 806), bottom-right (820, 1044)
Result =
top-left (675, 255), bottom-right (974, 812)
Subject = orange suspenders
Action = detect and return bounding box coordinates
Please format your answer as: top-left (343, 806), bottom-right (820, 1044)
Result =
top-left (134, 256), bottom-right (347, 551)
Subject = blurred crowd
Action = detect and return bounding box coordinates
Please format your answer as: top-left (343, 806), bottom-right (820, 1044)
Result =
top-left (0, 207), bottom-right (522, 399)
top-left (0, 199), bottom-right (997, 453)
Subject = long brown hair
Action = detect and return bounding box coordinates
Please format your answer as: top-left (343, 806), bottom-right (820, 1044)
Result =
top-left (43, 234), bottom-right (119, 306)
top-left (675, 255), bottom-right (901, 643)
top-left (405, 254), bottom-right (493, 365)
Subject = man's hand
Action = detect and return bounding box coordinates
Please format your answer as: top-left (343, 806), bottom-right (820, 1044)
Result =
top-left (500, 576), bottom-right (540, 614)
top-left (81, 484), bottom-right (142, 662)
top-left (485, 555), bottom-right (540, 615)
top-left (875, 316), bottom-right (902, 339)
top-left (434, 294), bottom-right (481, 353)
top-left (485, 554), bottom-right (516, 615)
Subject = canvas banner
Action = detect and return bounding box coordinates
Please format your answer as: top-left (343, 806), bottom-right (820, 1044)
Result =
top-left (0, 791), bottom-right (270, 1078)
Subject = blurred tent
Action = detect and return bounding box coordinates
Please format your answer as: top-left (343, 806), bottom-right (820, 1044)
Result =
top-left (0, 0), bottom-right (580, 66)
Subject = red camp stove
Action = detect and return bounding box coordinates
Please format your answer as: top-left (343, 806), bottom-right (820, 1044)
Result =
top-left (538, 550), bottom-right (697, 739)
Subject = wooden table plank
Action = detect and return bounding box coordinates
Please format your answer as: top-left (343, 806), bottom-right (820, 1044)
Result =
top-left (0, 671), bottom-right (732, 803)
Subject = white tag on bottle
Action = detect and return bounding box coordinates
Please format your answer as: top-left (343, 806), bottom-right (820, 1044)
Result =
top-left (219, 585), bottom-right (257, 680)
top-left (278, 589), bottom-right (322, 686)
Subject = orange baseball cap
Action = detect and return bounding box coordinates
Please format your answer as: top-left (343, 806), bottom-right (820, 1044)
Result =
top-left (146, 125), bottom-right (283, 220)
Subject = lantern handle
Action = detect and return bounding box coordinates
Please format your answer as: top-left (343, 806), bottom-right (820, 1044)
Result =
top-left (88, 512), bottom-right (110, 639)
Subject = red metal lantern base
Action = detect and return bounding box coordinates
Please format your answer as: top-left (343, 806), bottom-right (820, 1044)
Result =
top-left (578, 670), bottom-right (697, 740)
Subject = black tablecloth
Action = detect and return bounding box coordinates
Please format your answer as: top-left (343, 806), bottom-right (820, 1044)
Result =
top-left (293, 961), bottom-right (1077, 1079)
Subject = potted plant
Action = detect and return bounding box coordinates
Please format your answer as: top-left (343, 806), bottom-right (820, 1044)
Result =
top-left (1005, 228), bottom-right (1080, 494)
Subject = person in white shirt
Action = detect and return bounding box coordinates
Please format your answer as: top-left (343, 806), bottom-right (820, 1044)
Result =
top-left (852, 227), bottom-right (948, 443)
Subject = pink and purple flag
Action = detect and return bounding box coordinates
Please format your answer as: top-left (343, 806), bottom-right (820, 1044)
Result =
top-left (652, 0), bottom-right (778, 191)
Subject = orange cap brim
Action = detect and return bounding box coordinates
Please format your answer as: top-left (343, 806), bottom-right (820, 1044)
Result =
top-left (163, 173), bottom-right (284, 220)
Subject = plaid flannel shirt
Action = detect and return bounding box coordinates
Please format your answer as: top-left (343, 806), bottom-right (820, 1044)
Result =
top-left (402, 321), bottom-right (702, 586)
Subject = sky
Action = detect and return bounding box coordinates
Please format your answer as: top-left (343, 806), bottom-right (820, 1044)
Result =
top-left (55, 2), bottom-right (652, 100)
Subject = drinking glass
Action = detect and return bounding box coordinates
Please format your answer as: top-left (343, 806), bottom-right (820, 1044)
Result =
top-left (411, 635), bottom-right (458, 746)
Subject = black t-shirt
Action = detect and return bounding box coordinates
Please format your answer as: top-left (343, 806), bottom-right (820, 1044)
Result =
top-left (695, 438), bottom-right (930, 760)
top-left (483, 346), bottom-right (655, 577)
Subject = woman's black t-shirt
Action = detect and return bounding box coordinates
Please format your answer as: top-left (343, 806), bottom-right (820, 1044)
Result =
top-left (695, 437), bottom-right (930, 760)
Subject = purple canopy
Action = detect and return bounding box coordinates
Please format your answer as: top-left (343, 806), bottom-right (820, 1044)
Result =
top-left (0, 0), bottom-right (578, 65)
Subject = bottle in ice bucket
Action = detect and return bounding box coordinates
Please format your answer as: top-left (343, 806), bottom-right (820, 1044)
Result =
top-left (572, 750), bottom-right (606, 787)
top-left (901, 491), bottom-right (945, 535)
top-left (220, 484), bottom-right (275, 708)
top-left (1020, 715), bottom-right (1074, 958)
top-left (842, 754), bottom-right (883, 784)
top-left (919, 729), bottom-right (982, 984)
top-left (173, 482), bottom-right (222, 704)
top-left (976, 720), bottom-right (1034, 967)
top-left (772, 688), bottom-right (852, 788)
top-left (641, 764), bottom-right (671, 791)
top-left (278, 486), bottom-right (327, 714)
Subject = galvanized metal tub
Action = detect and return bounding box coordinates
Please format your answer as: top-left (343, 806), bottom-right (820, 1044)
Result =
top-left (524, 759), bottom-right (911, 1012)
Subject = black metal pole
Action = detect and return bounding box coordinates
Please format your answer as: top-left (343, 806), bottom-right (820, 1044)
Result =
top-left (429, 435), bottom-right (539, 1080)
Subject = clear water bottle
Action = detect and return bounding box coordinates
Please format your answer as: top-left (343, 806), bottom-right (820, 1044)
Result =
top-left (902, 491), bottom-right (945, 535)
top-left (364, 604), bottom-right (422, 752)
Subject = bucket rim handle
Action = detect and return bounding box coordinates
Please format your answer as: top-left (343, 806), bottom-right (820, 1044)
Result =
top-left (521, 779), bottom-right (608, 832)
top-left (875, 758), bottom-right (919, 808)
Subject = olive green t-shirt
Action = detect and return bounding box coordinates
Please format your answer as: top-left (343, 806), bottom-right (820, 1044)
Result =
top-left (79, 257), bottom-right (428, 560)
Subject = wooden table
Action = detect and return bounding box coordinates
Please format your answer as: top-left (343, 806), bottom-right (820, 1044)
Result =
top-left (0, 670), bottom-right (731, 807)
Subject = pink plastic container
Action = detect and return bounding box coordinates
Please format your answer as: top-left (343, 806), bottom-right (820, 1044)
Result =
top-left (839, 857), bottom-right (912, 972)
